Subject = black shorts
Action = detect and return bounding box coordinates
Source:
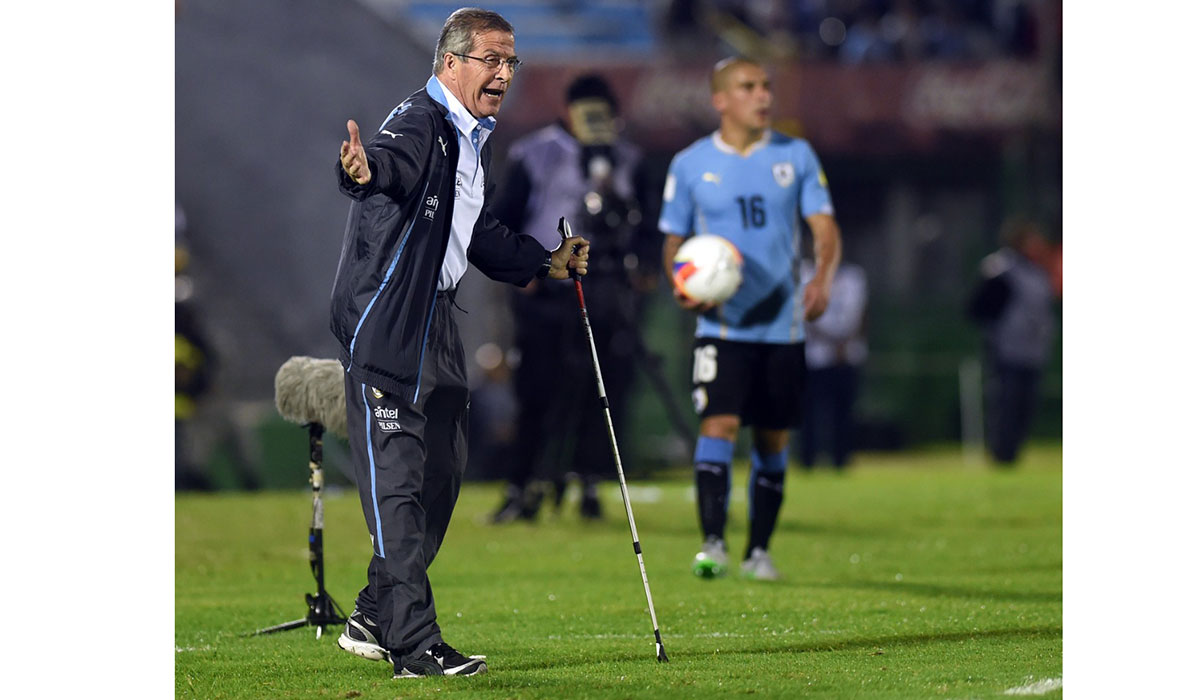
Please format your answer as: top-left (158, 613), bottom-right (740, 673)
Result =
top-left (690, 338), bottom-right (807, 429)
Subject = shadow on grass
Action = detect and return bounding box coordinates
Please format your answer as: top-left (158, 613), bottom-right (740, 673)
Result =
top-left (806, 579), bottom-right (1062, 604)
top-left (498, 624), bottom-right (1061, 671)
top-left (770, 520), bottom-right (912, 538)
top-left (633, 518), bottom-right (901, 539)
top-left (728, 623), bottom-right (1062, 656)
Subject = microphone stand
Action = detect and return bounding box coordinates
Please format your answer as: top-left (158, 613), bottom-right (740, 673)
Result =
top-left (248, 423), bottom-right (347, 637)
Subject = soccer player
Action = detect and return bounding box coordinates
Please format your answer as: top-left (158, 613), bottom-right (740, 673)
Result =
top-left (659, 56), bottom-right (843, 580)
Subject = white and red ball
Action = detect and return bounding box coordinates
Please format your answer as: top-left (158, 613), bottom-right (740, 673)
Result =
top-left (672, 234), bottom-right (744, 304)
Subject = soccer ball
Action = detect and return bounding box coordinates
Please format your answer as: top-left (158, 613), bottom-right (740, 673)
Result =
top-left (672, 234), bottom-right (744, 304)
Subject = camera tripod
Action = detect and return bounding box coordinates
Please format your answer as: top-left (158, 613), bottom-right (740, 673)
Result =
top-left (249, 423), bottom-right (347, 638)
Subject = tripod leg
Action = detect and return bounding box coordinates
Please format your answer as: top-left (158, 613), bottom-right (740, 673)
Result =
top-left (244, 422), bottom-right (345, 638)
top-left (307, 425), bottom-right (346, 638)
top-left (251, 618), bottom-right (310, 636)
top-left (306, 592), bottom-right (348, 637)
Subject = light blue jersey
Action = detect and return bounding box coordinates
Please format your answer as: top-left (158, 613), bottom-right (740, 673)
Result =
top-left (659, 130), bottom-right (834, 343)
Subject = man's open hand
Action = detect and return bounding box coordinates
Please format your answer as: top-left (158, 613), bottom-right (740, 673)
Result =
top-left (340, 119), bottom-right (372, 185)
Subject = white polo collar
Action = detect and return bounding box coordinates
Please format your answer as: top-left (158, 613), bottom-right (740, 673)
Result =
top-left (712, 130), bottom-right (770, 157)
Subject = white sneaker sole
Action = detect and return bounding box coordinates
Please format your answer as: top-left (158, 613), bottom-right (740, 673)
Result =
top-left (445, 659), bottom-right (488, 676)
top-left (394, 659), bottom-right (487, 678)
top-left (337, 632), bottom-right (389, 661)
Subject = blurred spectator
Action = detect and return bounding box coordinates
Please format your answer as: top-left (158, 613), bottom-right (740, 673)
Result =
top-left (840, 7), bottom-right (897, 63)
top-left (920, 0), bottom-right (998, 60)
top-left (966, 217), bottom-right (1060, 466)
top-left (659, 0), bottom-right (714, 55)
top-left (880, 0), bottom-right (925, 61)
top-left (489, 74), bottom-right (659, 522)
top-left (175, 203), bottom-right (263, 491)
top-left (657, 0), bottom-right (1040, 63)
top-left (175, 203), bottom-right (215, 491)
top-left (797, 257), bottom-right (869, 470)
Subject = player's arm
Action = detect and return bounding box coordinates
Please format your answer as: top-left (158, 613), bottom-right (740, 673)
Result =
top-left (662, 233), bottom-right (685, 281)
top-left (659, 157), bottom-right (714, 312)
top-left (803, 212), bottom-right (842, 321)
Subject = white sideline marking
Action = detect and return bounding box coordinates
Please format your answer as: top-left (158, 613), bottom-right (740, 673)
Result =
top-left (175, 645), bottom-right (212, 653)
top-left (1003, 677), bottom-right (1063, 695)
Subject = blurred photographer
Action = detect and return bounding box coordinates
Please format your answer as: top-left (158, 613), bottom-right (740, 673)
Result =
top-left (489, 74), bottom-right (659, 522)
top-left (967, 217), bottom-right (1061, 466)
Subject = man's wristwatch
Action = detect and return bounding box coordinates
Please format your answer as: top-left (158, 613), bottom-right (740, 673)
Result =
top-left (536, 251), bottom-right (553, 279)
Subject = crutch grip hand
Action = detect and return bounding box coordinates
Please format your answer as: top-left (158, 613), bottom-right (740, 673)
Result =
top-left (553, 236), bottom-right (589, 279)
top-left (552, 217), bottom-right (589, 280)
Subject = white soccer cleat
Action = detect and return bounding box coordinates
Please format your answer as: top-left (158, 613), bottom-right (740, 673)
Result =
top-left (741, 547), bottom-right (780, 581)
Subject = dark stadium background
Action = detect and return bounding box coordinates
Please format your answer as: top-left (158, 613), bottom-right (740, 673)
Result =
top-left (174, 0), bottom-right (1062, 489)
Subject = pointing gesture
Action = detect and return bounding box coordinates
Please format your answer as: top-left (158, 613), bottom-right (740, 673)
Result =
top-left (340, 119), bottom-right (372, 185)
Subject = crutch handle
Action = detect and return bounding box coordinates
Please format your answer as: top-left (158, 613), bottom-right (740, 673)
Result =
top-left (557, 217), bottom-right (581, 280)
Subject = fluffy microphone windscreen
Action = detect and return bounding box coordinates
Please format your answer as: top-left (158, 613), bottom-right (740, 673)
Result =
top-left (274, 356), bottom-right (348, 439)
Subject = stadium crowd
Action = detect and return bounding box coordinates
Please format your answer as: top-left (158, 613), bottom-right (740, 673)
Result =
top-left (659, 0), bottom-right (1045, 62)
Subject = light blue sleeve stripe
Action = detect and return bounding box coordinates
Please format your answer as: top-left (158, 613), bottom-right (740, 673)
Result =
top-left (361, 384), bottom-right (385, 558)
top-left (348, 179), bottom-right (434, 363)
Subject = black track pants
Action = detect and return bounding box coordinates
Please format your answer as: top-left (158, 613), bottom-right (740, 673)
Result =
top-left (343, 292), bottom-right (469, 669)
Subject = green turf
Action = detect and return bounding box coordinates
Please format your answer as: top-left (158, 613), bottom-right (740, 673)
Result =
top-left (176, 444), bottom-right (1062, 699)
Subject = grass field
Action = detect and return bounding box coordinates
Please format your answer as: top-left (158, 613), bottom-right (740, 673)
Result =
top-left (176, 444), bottom-right (1062, 699)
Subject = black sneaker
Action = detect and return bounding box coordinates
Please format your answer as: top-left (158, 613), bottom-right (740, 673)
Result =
top-left (517, 483), bottom-right (544, 521)
top-left (395, 642), bottom-right (487, 677)
top-left (580, 490), bottom-right (603, 520)
top-left (337, 609), bottom-right (388, 662)
top-left (490, 485), bottom-right (523, 524)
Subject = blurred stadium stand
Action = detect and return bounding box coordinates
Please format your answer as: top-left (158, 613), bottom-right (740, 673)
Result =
top-left (176, 0), bottom-right (1061, 489)
top-left (361, 0), bottom-right (1052, 64)
top-left (360, 0), bottom-right (656, 57)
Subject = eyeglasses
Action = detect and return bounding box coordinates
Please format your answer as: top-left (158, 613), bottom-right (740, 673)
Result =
top-left (453, 53), bottom-right (522, 74)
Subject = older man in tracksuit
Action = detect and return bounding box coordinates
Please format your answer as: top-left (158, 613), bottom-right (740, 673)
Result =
top-left (328, 8), bottom-right (589, 679)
